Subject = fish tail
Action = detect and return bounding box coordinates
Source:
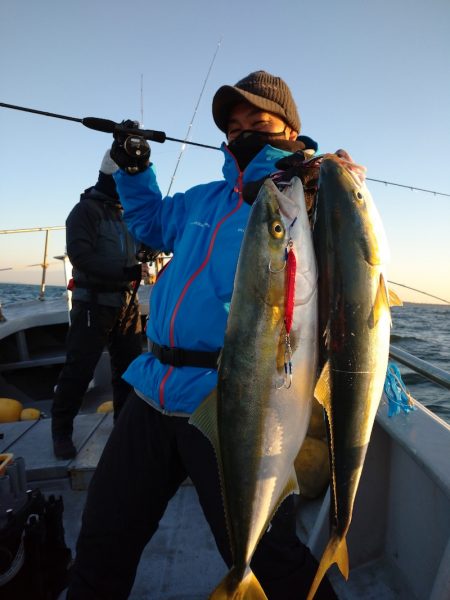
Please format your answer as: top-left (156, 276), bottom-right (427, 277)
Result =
top-left (209, 568), bottom-right (268, 600)
top-left (306, 535), bottom-right (349, 600)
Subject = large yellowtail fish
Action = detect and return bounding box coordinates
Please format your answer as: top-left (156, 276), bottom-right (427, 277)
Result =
top-left (190, 177), bottom-right (318, 599)
top-left (307, 156), bottom-right (400, 599)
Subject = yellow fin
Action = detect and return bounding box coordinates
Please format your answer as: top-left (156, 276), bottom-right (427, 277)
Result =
top-left (306, 535), bottom-right (349, 600)
top-left (388, 287), bottom-right (403, 306)
top-left (209, 568), bottom-right (268, 600)
top-left (286, 467), bottom-right (300, 497)
top-left (272, 469), bottom-right (300, 518)
top-left (189, 389), bottom-right (220, 457)
top-left (314, 362), bottom-right (331, 412)
top-left (370, 273), bottom-right (391, 327)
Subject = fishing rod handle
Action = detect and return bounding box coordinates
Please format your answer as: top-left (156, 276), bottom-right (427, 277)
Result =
top-left (81, 117), bottom-right (166, 143)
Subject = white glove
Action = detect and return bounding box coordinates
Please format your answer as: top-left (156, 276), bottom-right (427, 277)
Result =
top-left (99, 150), bottom-right (119, 175)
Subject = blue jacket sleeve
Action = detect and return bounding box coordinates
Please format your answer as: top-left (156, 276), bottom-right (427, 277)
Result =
top-left (113, 165), bottom-right (188, 253)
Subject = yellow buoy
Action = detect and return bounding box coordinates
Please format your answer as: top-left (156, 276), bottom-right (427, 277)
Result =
top-left (294, 436), bottom-right (330, 500)
top-left (96, 400), bottom-right (113, 414)
top-left (20, 407), bottom-right (41, 421)
top-left (0, 398), bottom-right (24, 423)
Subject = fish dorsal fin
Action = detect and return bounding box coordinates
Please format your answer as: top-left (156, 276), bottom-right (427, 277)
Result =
top-left (370, 273), bottom-right (391, 327)
top-left (189, 389), bottom-right (220, 459)
top-left (314, 361), bottom-right (331, 412)
top-left (388, 287), bottom-right (403, 307)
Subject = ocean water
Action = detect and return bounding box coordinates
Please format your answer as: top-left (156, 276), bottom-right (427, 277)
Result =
top-left (0, 282), bottom-right (66, 305)
top-left (390, 303), bottom-right (450, 424)
top-left (1, 283), bottom-right (449, 424)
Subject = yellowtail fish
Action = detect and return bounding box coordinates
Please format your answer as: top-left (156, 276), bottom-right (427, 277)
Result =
top-left (190, 176), bottom-right (318, 599)
top-left (307, 156), bottom-right (401, 599)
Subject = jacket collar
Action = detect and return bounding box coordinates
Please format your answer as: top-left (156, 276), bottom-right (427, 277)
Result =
top-left (221, 142), bottom-right (293, 186)
top-left (80, 187), bottom-right (122, 209)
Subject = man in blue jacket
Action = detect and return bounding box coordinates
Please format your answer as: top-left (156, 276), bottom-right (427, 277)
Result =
top-left (68, 71), bottom-right (337, 599)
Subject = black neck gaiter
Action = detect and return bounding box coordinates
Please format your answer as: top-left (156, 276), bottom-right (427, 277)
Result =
top-left (227, 130), bottom-right (305, 171)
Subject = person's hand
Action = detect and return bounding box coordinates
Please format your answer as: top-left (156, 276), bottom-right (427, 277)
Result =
top-left (123, 264), bottom-right (144, 281)
top-left (99, 149), bottom-right (119, 175)
top-left (333, 149), bottom-right (367, 182)
top-left (242, 151), bottom-right (318, 210)
top-left (242, 176), bottom-right (268, 206)
top-left (110, 119), bottom-right (151, 175)
top-left (275, 151), bottom-right (320, 214)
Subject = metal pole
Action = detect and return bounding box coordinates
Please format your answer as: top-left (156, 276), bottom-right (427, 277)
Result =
top-left (38, 230), bottom-right (50, 300)
top-left (55, 254), bottom-right (72, 321)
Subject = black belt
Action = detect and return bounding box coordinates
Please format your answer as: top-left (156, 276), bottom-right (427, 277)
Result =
top-left (75, 282), bottom-right (132, 293)
top-left (149, 340), bottom-right (220, 369)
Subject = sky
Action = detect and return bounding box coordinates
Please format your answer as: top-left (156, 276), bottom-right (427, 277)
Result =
top-left (1, 0), bottom-right (449, 304)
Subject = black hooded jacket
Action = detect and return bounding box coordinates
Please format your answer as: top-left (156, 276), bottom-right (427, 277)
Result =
top-left (67, 187), bottom-right (139, 307)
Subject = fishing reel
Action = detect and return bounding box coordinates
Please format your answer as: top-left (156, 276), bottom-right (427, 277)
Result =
top-left (136, 244), bottom-right (161, 265)
top-left (111, 120), bottom-right (151, 174)
top-left (123, 134), bottom-right (151, 160)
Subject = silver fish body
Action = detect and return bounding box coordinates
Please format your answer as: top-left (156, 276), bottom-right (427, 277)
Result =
top-left (190, 176), bottom-right (318, 599)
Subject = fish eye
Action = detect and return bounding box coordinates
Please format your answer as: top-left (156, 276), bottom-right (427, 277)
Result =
top-left (270, 219), bottom-right (285, 239)
top-left (353, 190), bottom-right (364, 203)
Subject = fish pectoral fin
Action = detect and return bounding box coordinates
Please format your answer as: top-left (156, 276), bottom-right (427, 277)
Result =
top-left (314, 362), bottom-right (331, 412)
top-left (306, 535), bottom-right (349, 600)
top-left (388, 287), bottom-right (403, 307)
top-left (209, 568), bottom-right (268, 600)
top-left (189, 389), bottom-right (220, 457)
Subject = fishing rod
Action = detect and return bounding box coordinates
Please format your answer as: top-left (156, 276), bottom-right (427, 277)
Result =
top-left (0, 102), bottom-right (219, 151)
top-left (166, 36), bottom-right (222, 195)
top-left (366, 178), bottom-right (450, 198)
top-left (2, 101), bottom-right (449, 198)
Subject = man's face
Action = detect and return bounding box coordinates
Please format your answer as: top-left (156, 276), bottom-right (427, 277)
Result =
top-left (226, 102), bottom-right (298, 143)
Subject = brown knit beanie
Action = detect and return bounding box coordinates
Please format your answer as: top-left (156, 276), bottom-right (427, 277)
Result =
top-left (212, 70), bottom-right (301, 134)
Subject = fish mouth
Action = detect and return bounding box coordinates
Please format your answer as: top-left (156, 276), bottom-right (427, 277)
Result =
top-left (320, 155), bottom-right (365, 191)
top-left (263, 178), bottom-right (300, 223)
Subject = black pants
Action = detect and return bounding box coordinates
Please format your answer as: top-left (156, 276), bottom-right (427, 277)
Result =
top-left (51, 300), bottom-right (142, 437)
top-left (68, 393), bottom-right (338, 600)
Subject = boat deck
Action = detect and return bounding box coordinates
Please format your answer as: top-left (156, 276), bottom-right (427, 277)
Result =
top-left (0, 408), bottom-right (425, 599)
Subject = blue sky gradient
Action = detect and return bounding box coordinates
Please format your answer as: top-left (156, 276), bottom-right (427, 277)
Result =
top-left (1, 0), bottom-right (449, 303)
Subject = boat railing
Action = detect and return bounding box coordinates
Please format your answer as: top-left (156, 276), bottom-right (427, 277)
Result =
top-left (0, 226), bottom-right (66, 300)
top-left (389, 344), bottom-right (450, 391)
top-left (0, 226), bottom-right (170, 304)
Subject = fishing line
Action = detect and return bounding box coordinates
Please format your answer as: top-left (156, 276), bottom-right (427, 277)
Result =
top-left (166, 37), bottom-right (222, 196)
top-left (388, 281), bottom-right (450, 305)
